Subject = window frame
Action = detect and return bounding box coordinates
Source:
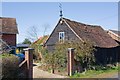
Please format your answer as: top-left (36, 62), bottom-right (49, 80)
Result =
top-left (59, 32), bottom-right (65, 42)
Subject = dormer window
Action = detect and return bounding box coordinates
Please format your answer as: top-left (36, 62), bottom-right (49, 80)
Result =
top-left (59, 32), bottom-right (65, 42)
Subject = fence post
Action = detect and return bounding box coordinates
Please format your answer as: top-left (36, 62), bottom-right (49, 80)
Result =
top-left (67, 48), bottom-right (75, 76)
top-left (24, 48), bottom-right (34, 80)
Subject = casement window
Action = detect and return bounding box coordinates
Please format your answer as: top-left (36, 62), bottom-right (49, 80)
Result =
top-left (59, 32), bottom-right (65, 42)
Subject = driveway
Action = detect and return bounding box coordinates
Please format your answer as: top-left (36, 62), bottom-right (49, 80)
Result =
top-left (33, 63), bottom-right (68, 78)
top-left (33, 63), bottom-right (119, 78)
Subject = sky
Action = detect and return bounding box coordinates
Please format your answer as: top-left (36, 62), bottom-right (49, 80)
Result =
top-left (1, 0), bottom-right (120, 2)
top-left (2, 2), bottom-right (118, 43)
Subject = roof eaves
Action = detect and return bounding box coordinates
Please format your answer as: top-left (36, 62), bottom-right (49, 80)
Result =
top-left (109, 30), bottom-right (120, 38)
top-left (44, 18), bottom-right (61, 45)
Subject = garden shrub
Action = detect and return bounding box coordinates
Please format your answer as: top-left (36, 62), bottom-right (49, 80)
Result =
top-left (42, 41), bottom-right (96, 74)
top-left (1, 53), bottom-right (20, 79)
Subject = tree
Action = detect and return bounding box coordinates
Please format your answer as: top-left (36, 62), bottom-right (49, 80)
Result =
top-left (27, 24), bottom-right (50, 42)
top-left (42, 24), bottom-right (50, 36)
top-left (27, 26), bottom-right (39, 42)
top-left (43, 40), bottom-right (96, 73)
top-left (43, 49), bottom-right (66, 73)
top-left (55, 41), bottom-right (96, 70)
top-left (72, 41), bottom-right (96, 70)
top-left (22, 38), bottom-right (31, 44)
top-left (27, 25), bottom-right (49, 60)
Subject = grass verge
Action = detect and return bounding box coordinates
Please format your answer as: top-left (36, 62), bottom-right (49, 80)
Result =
top-left (71, 66), bottom-right (119, 78)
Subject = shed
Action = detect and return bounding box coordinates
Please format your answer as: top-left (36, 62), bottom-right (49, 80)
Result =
top-left (45, 17), bottom-right (120, 65)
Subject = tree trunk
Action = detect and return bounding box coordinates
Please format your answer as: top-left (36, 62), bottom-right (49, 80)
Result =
top-left (51, 64), bottom-right (55, 74)
top-left (51, 69), bottom-right (55, 74)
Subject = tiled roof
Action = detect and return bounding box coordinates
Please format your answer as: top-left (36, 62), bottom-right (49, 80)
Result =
top-left (109, 30), bottom-right (120, 36)
top-left (33, 35), bottom-right (49, 45)
top-left (0, 17), bottom-right (18, 34)
top-left (63, 18), bottom-right (119, 48)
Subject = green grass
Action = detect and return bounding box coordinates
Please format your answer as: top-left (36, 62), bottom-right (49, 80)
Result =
top-left (71, 66), bottom-right (119, 78)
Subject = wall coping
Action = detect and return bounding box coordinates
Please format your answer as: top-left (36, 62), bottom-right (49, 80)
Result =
top-left (23, 48), bottom-right (34, 51)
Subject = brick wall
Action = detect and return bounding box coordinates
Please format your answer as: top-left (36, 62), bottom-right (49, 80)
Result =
top-left (2, 34), bottom-right (16, 47)
top-left (0, 34), bottom-right (2, 51)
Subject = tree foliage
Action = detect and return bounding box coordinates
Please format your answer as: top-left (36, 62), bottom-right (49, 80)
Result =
top-left (22, 38), bottom-right (31, 44)
top-left (43, 49), bottom-right (67, 73)
top-left (30, 35), bottom-right (49, 60)
top-left (43, 40), bottom-right (96, 72)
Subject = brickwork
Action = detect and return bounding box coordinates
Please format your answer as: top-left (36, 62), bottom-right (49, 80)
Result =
top-left (67, 48), bottom-right (75, 76)
top-left (2, 34), bottom-right (16, 47)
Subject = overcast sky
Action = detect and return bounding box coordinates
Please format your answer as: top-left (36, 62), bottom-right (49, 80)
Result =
top-left (2, 2), bottom-right (118, 43)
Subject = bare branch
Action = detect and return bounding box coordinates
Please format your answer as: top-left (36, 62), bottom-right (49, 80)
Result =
top-left (43, 24), bottom-right (50, 36)
top-left (27, 26), bottom-right (39, 42)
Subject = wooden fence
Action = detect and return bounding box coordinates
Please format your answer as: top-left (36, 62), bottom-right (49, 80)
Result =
top-left (19, 48), bottom-right (34, 79)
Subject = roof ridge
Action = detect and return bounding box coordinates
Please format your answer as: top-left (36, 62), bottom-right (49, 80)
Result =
top-left (0, 17), bottom-right (16, 19)
top-left (63, 17), bottom-right (100, 27)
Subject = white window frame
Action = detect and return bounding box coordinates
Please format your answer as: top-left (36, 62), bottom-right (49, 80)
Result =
top-left (59, 32), bottom-right (65, 42)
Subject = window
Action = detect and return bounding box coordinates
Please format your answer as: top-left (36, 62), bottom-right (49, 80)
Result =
top-left (59, 32), bottom-right (65, 42)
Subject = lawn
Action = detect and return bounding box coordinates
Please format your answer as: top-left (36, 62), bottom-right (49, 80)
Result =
top-left (71, 65), bottom-right (119, 78)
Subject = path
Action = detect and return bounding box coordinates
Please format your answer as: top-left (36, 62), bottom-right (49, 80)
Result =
top-left (112, 72), bottom-right (119, 79)
top-left (33, 63), bottom-right (68, 78)
top-left (33, 63), bottom-right (119, 78)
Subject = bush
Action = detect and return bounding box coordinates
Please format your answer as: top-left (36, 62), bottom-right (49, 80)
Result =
top-left (1, 53), bottom-right (20, 78)
top-left (42, 41), bottom-right (95, 74)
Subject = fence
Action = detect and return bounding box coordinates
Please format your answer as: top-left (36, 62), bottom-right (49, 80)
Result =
top-left (19, 48), bottom-right (34, 79)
